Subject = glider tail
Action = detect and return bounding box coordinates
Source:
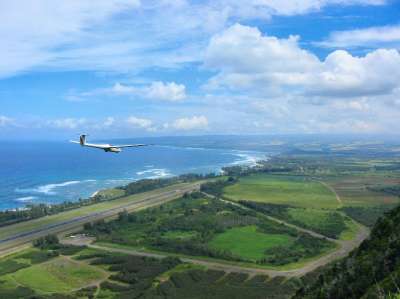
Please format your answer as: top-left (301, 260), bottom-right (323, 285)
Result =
top-left (79, 134), bottom-right (87, 146)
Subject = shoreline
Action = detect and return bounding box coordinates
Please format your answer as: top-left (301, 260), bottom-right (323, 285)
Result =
top-left (2, 148), bottom-right (269, 212)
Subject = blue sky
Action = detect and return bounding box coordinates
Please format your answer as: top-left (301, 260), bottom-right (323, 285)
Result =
top-left (0, 0), bottom-right (399, 139)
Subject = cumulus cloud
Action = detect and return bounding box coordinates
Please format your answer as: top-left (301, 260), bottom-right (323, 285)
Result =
top-left (126, 116), bottom-right (154, 130)
top-left (169, 116), bottom-right (208, 130)
top-left (318, 24), bottom-right (400, 48)
top-left (145, 81), bottom-right (186, 101)
top-left (205, 24), bottom-right (400, 99)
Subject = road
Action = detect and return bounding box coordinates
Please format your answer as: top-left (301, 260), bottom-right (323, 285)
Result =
top-left (0, 182), bottom-right (201, 256)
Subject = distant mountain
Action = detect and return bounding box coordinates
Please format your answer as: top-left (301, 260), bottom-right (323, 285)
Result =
top-left (295, 205), bottom-right (400, 299)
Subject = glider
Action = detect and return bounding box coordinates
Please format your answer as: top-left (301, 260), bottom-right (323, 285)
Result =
top-left (70, 134), bottom-right (148, 153)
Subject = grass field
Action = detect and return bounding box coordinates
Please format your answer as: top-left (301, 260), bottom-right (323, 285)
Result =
top-left (224, 174), bottom-right (338, 209)
top-left (208, 225), bottom-right (293, 261)
top-left (5, 256), bottom-right (106, 293)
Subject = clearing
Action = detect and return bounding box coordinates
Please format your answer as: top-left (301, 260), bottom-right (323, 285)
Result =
top-left (208, 225), bottom-right (293, 261)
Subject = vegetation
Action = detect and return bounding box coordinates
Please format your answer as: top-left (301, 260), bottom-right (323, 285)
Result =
top-left (367, 184), bottom-right (400, 196)
top-left (340, 205), bottom-right (398, 227)
top-left (263, 234), bottom-right (335, 266)
top-left (148, 269), bottom-right (301, 299)
top-left (199, 176), bottom-right (237, 197)
top-left (83, 192), bottom-right (334, 266)
top-left (295, 205), bottom-right (400, 298)
top-left (240, 201), bottom-right (348, 239)
top-left (33, 234), bottom-right (85, 256)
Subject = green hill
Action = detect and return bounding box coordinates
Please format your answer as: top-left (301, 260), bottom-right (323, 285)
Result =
top-left (295, 205), bottom-right (400, 299)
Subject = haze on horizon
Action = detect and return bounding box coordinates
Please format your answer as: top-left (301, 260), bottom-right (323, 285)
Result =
top-left (0, 0), bottom-right (399, 140)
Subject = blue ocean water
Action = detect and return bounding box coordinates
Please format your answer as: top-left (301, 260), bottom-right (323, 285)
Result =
top-left (0, 140), bottom-right (267, 210)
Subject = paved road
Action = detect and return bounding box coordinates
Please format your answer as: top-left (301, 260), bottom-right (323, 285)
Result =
top-left (0, 183), bottom-right (201, 256)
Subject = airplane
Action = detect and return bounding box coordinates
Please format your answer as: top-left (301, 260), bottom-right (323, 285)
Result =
top-left (70, 134), bottom-right (149, 153)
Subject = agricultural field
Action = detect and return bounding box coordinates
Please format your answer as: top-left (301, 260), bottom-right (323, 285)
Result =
top-left (83, 192), bottom-right (335, 268)
top-left (221, 156), bottom-right (400, 237)
top-left (326, 176), bottom-right (400, 207)
top-left (223, 174), bottom-right (339, 209)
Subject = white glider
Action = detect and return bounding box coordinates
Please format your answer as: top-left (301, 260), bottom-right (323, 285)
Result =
top-left (70, 134), bottom-right (148, 153)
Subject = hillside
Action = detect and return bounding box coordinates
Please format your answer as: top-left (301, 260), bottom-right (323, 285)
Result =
top-left (295, 204), bottom-right (400, 298)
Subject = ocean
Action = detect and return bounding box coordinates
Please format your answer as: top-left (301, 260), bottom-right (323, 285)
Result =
top-left (0, 139), bottom-right (268, 211)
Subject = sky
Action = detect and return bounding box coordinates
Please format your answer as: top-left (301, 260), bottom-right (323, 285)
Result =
top-left (0, 0), bottom-right (399, 140)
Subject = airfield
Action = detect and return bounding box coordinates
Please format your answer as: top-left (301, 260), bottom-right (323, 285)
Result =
top-left (0, 182), bottom-right (201, 257)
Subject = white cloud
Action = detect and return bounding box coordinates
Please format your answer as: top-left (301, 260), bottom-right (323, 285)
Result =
top-left (110, 83), bottom-right (137, 95)
top-left (146, 81), bottom-right (186, 101)
top-left (0, 0), bottom-right (141, 78)
top-left (223, 0), bottom-right (385, 18)
top-left (0, 116), bottom-right (14, 127)
top-left (126, 116), bottom-right (154, 130)
top-left (75, 81), bottom-right (186, 102)
top-left (331, 99), bottom-right (370, 111)
top-left (170, 115), bottom-right (208, 130)
top-left (318, 24), bottom-right (400, 48)
top-left (0, 0), bottom-right (387, 79)
top-left (205, 24), bottom-right (400, 99)
top-left (103, 117), bottom-right (115, 127)
top-left (48, 118), bottom-right (87, 129)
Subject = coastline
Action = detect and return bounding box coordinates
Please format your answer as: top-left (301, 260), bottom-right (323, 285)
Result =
top-left (2, 147), bottom-right (268, 211)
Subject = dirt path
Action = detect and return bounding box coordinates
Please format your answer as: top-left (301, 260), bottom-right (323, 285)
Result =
top-left (319, 180), bottom-right (343, 206)
top-left (62, 255), bottom-right (110, 292)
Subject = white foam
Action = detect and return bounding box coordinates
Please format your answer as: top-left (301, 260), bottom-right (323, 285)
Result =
top-left (16, 180), bottom-right (95, 195)
top-left (136, 168), bottom-right (172, 179)
top-left (230, 151), bottom-right (267, 167)
top-left (14, 196), bottom-right (36, 202)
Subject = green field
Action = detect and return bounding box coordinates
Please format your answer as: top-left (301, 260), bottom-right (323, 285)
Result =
top-left (6, 257), bottom-right (106, 293)
top-left (224, 174), bottom-right (338, 209)
top-left (208, 225), bottom-right (293, 261)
